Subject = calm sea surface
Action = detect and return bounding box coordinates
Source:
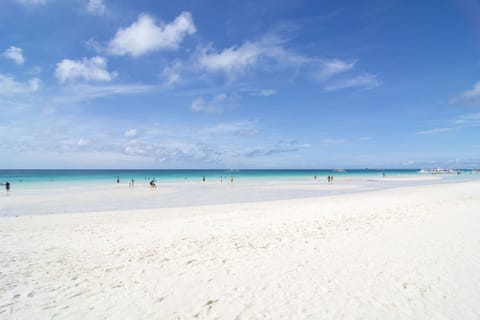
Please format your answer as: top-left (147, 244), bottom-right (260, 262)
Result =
top-left (1, 169), bottom-right (422, 185)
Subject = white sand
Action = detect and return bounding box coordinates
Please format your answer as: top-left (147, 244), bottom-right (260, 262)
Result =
top-left (1, 181), bottom-right (480, 319)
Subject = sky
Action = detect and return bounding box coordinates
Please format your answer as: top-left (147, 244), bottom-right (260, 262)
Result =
top-left (1, 0), bottom-right (480, 169)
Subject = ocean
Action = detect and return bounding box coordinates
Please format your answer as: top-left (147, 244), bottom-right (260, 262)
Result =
top-left (0, 169), bottom-right (426, 187)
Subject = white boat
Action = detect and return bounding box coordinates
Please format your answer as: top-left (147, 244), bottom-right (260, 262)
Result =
top-left (418, 168), bottom-right (460, 174)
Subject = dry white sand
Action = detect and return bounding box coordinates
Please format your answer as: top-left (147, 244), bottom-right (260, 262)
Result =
top-left (1, 181), bottom-right (480, 319)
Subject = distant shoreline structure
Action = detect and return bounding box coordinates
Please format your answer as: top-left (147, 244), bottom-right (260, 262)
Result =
top-left (418, 168), bottom-right (462, 175)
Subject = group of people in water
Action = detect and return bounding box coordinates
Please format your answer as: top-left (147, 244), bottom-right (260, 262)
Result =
top-left (204, 176), bottom-right (234, 183)
top-left (115, 175), bottom-right (236, 187)
top-left (313, 176), bottom-right (334, 184)
top-left (117, 176), bottom-right (139, 188)
top-left (117, 175), bottom-right (339, 187)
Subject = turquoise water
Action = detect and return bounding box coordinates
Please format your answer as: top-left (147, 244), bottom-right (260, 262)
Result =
top-left (0, 169), bottom-right (480, 190)
top-left (0, 169), bottom-right (477, 190)
top-left (1, 169), bottom-right (416, 185)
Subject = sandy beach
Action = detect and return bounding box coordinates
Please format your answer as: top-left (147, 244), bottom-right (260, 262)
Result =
top-left (1, 180), bottom-right (480, 319)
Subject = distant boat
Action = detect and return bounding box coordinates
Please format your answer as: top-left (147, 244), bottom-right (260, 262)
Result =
top-left (333, 169), bottom-right (346, 172)
top-left (418, 168), bottom-right (460, 175)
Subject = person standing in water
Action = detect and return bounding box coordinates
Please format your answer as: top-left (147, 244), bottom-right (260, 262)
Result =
top-left (202, 176), bottom-right (205, 182)
top-left (116, 176), bottom-right (120, 184)
top-left (5, 181), bottom-right (10, 192)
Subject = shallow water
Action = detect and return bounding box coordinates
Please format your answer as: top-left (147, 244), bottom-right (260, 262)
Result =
top-left (1, 170), bottom-right (479, 216)
top-left (0, 169), bottom-right (475, 189)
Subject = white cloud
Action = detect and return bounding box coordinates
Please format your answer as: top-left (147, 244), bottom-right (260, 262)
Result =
top-left (455, 112), bottom-right (480, 123)
top-left (416, 127), bottom-right (454, 135)
top-left (107, 12), bottom-right (196, 57)
top-left (26, 66), bottom-right (42, 75)
top-left (0, 74), bottom-right (40, 95)
top-left (54, 56), bottom-right (117, 83)
top-left (201, 120), bottom-right (259, 137)
top-left (53, 83), bottom-right (154, 104)
top-left (87, 0), bottom-right (106, 15)
top-left (462, 82), bottom-right (480, 99)
top-left (84, 38), bottom-right (103, 53)
top-left (77, 138), bottom-right (90, 146)
top-left (325, 73), bottom-right (381, 91)
top-left (15, 0), bottom-right (49, 5)
top-left (315, 59), bottom-right (356, 81)
top-left (452, 81), bottom-right (480, 106)
top-left (417, 112), bottom-right (480, 136)
top-left (197, 35), bottom-right (308, 79)
top-left (122, 140), bottom-right (218, 163)
top-left (198, 42), bottom-right (262, 77)
top-left (250, 89), bottom-right (277, 96)
top-left (162, 61), bottom-right (182, 87)
top-left (3, 46), bottom-right (25, 65)
top-left (124, 128), bottom-right (138, 138)
top-left (237, 140), bottom-right (311, 158)
top-left (402, 160), bottom-right (416, 166)
top-left (191, 93), bottom-right (236, 113)
top-left (321, 138), bottom-right (346, 144)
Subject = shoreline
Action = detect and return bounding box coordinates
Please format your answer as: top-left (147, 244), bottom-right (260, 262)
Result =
top-left (2, 175), bottom-right (478, 217)
top-left (1, 179), bottom-right (477, 220)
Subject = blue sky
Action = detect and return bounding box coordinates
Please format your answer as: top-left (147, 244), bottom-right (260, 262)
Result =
top-left (1, 0), bottom-right (480, 169)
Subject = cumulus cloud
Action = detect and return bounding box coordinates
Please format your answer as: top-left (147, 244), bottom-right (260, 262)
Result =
top-left (197, 35), bottom-right (308, 79)
top-left (107, 12), bottom-right (196, 57)
top-left (54, 56), bottom-right (117, 83)
top-left (87, 0), bottom-right (106, 15)
top-left (0, 74), bottom-right (40, 95)
top-left (3, 46), bottom-right (25, 65)
top-left (124, 128), bottom-right (138, 138)
top-left (191, 93), bottom-right (236, 113)
top-left (198, 42), bottom-right (262, 77)
top-left (315, 59), bottom-right (356, 81)
top-left (325, 73), bottom-right (381, 91)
